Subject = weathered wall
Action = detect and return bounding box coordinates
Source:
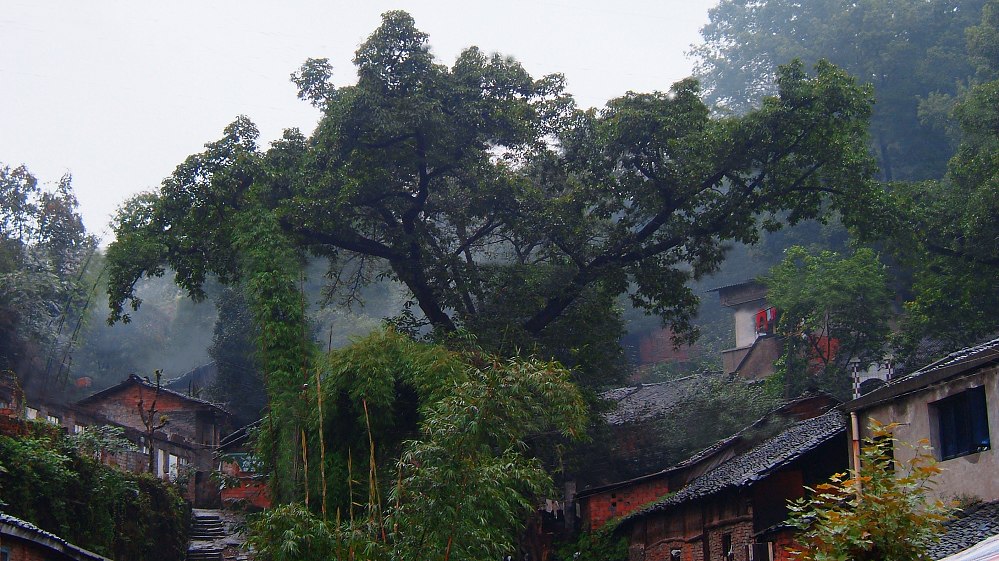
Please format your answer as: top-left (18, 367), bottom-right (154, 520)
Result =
top-left (79, 386), bottom-right (218, 446)
top-left (581, 476), bottom-right (671, 531)
top-left (857, 364), bottom-right (999, 502)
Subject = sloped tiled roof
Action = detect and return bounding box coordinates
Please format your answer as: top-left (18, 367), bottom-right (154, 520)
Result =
top-left (930, 501), bottom-right (999, 560)
top-left (626, 410), bottom-right (846, 520)
top-left (78, 374), bottom-right (229, 415)
top-left (600, 375), bottom-right (706, 425)
top-left (0, 512), bottom-right (111, 561)
top-left (916, 338), bottom-right (999, 374)
top-left (845, 337), bottom-right (999, 412)
top-left (579, 393), bottom-right (838, 498)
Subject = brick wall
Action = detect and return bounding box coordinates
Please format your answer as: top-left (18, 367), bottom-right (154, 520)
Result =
top-left (628, 497), bottom-right (760, 561)
top-left (5, 539), bottom-right (48, 561)
top-left (0, 415), bottom-right (28, 437)
top-left (706, 518), bottom-right (754, 561)
top-left (1, 532), bottom-right (106, 561)
top-left (221, 473), bottom-right (271, 510)
top-left (79, 386), bottom-right (211, 441)
top-left (581, 476), bottom-right (670, 530)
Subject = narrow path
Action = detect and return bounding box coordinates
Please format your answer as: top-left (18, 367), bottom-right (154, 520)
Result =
top-left (186, 509), bottom-right (250, 561)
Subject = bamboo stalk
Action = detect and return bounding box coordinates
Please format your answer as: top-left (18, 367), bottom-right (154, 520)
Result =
top-left (301, 426), bottom-right (309, 508)
top-left (316, 366), bottom-right (328, 521)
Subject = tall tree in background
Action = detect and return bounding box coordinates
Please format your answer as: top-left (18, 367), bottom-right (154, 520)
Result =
top-left (104, 11), bottom-right (877, 392)
top-left (864, 0), bottom-right (999, 364)
top-left (206, 286), bottom-right (265, 427)
top-left (692, 0), bottom-right (985, 181)
top-left (0, 164), bottom-right (95, 395)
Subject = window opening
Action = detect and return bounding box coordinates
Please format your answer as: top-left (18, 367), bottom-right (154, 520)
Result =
top-left (932, 386), bottom-right (990, 460)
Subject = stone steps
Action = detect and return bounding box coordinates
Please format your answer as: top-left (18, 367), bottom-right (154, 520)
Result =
top-left (186, 548), bottom-right (223, 561)
top-left (187, 511), bottom-right (228, 561)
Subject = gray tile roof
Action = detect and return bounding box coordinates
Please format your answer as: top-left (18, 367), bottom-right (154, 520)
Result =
top-left (600, 375), bottom-right (706, 425)
top-left (845, 337), bottom-right (999, 412)
top-left (79, 374), bottom-right (230, 414)
top-left (930, 501), bottom-right (999, 559)
top-left (627, 409), bottom-right (846, 520)
top-left (0, 512), bottom-right (62, 542)
top-left (0, 512), bottom-right (111, 561)
top-left (911, 337), bottom-right (999, 378)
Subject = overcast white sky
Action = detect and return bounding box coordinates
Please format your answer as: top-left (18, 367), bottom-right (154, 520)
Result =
top-left (1, 0), bottom-right (717, 237)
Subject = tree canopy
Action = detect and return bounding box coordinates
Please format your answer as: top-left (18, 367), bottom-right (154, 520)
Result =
top-left (692, 0), bottom-right (985, 181)
top-left (856, 0), bottom-right (999, 364)
top-left (765, 246), bottom-right (892, 398)
top-left (105, 11), bottom-right (876, 381)
top-left (0, 164), bottom-right (95, 394)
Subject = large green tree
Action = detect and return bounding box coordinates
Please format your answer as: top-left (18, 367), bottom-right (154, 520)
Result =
top-left (765, 246), bottom-right (893, 398)
top-left (859, 0), bottom-right (999, 364)
top-left (692, 0), bottom-right (985, 181)
top-left (0, 164), bottom-right (95, 394)
top-left (105, 12), bottom-right (876, 387)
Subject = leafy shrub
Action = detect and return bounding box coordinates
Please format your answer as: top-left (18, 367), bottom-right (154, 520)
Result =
top-left (788, 420), bottom-right (952, 561)
top-left (0, 426), bottom-right (189, 561)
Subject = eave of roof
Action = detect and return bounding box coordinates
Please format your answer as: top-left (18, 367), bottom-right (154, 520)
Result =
top-left (1, 513), bottom-right (112, 561)
top-left (705, 279), bottom-right (764, 293)
top-left (621, 410), bottom-right (846, 525)
top-left (930, 501), bottom-right (999, 560)
top-left (579, 394), bottom-right (838, 499)
top-left (78, 374), bottom-right (230, 415)
top-left (843, 337), bottom-right (999, 412)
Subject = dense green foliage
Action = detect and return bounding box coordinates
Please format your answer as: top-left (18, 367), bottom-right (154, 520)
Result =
top-left (235, 203), bottom-right (314, 502)
top-left (0, 164), bottom-right (95, 394)
top-left (248, 329), bottom-right (588, 561)
top-left (0, 423), bottom-right (189, 561)
top-left (788, 421), bottom-right (951, 561)
top-left (765, 247), bottom-right (892, 398)
top-left (103, 11), bottom-right (876, 391)
top-left (855, 0), bottom-right (999, 365)
top-left (556, 520), bottom-right (628, 561)
top-left (692, 0), bottom-right (984, 181)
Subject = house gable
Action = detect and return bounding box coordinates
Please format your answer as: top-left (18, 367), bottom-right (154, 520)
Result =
top-left (845, 337), bottom-right (999, 503)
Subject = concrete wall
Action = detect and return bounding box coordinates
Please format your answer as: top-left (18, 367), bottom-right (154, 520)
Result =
top-left (856, 364), bottom-right (999, 502)
top-left (732, 302), bottom-right (764, 350)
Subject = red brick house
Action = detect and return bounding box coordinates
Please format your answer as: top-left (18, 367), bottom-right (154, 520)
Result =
top-left (617, 410), bottom-right (847, 561)
top-left (75, 374), bottom-right (230, 476)
top-left (0, 513), bottom-right (110, 561)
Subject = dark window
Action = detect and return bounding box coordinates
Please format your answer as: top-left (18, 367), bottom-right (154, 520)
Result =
top-left (749, 543), bottom-right (773, 561)
top-left (1, 546), bottom-right (8, 561)
top-left (722, 534), bottom-right (733, 561)
top-left (933, 386), bottom-right (991, 460)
